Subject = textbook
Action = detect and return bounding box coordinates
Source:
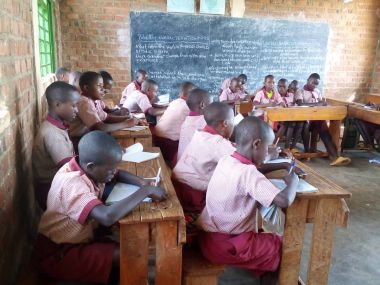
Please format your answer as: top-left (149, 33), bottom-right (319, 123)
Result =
top-left (122, 125), bottom-right (148, 132)
top-left (122, 143), bottom-right (160, 163)
top-left (269, 178), bottom-right (318, 193)
top-left (234, 113), bottom-right (244, 125)
top-left (105, 183), bottom-right (151, 204)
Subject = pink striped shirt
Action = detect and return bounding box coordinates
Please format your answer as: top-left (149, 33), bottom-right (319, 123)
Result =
top-left (280, 92), bottom-right (295, 106)
top-left (198, 152), bottom-right (281, 234)
top-left (295, 88), bottom-right (322, 104)
top-left (219, 88), bottom-right (246, 102)
top-left (122, 90), bottom-right (152, 113)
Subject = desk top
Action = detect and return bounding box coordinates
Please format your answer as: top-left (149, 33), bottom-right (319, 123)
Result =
top-left (265, 105), bottom-right (347, 121)
top-left (118, 147), bottom-right (184, 225)
top-left (348, 104), bottom-right (380, 125)
top-left (266, 160), bottom-right (351, 200)
top-left (112, 127), bottom-right (152, 139)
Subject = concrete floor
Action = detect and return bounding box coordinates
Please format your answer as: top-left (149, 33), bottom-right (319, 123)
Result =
top-left (219, 150), bottom-right (380, 285)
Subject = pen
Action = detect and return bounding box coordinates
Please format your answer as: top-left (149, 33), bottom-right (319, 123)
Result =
top-left (154, 167), bottom-right (161, 187)
top-left (273, 137), bottom-right (280, 147)
top-left (288, 157), bottom-right (296, 174)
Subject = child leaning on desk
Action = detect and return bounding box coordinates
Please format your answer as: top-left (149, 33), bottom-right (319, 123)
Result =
top-left (33, 131), bottom-right (166, 284)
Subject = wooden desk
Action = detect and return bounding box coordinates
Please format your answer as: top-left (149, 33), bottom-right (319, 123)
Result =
top-left (234, 101), bottom-right (253, 115)
top-left (325, 98), bottom-right (349, 106)
top-left (112, 127), bottom-right (152, 148)
top-left (266, 161), bottom-right (351, 285)
top-left (348, 104), bottom-right (380, 125)
top-left (118, 147), bottom-right (185, 285)
top-left (366, 94), bottom-right (380, 104)
top-left (265, 106), bottom-right (347, 150)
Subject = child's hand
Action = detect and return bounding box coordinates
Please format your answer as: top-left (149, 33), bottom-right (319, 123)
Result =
top-left (144, 186), bottom-right (167, 202)
top-left (284, 171), bottom-right (299, 187)
top-left (268, 146), bottom-right (281, 160)
top-left (120, 108), bottom-right (129, 116)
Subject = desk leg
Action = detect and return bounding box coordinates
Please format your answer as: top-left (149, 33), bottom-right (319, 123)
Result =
top-left (279, 199), bottom-right (309, 285)
top-left (329, 120), bottom-right (341, 152)
top-left (307, 199), bottom-right (339, 285)
top-left (120, 223), bottom-right (149, 285)
top-left (155, 220), bottom-right (182, 285)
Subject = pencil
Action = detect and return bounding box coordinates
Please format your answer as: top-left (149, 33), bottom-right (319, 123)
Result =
top-left (273, 137), bottom-right (280, 147)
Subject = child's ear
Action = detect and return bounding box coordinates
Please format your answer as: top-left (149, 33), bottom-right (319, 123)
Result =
top-left (252, 138), bottom-right (261, 149)
top-left (86, 162), bottom-right (96, 172)
top-left (200, 100), bottom-right (206, 109)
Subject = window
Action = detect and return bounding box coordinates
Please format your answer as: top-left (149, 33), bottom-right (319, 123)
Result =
top-left (37, 0), bottom-right (55, 77)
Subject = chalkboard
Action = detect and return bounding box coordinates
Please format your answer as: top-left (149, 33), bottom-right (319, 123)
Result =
top-left (130, 12), bottom-right (330, 100)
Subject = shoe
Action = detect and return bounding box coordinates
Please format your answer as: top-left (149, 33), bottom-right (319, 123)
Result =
top-left (330, 156), bottom-right (351, 166)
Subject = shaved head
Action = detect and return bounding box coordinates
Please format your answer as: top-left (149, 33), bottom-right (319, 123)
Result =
top-left (141, 79), bottom-right (157, 92)
top-left (204, 102), bottom-right (233, 128)
top-left (186, 88), bottom-right (209, 111)
top-left (45, 81), bottom-right (79, 107)
top-left (78, 131), bottom-right (122, 165)
top-left (235, 116), bottom-right (274, 147)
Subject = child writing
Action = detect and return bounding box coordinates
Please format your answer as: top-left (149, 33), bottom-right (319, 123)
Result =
top-left (33, 131), bottom-right (166, 284)
top-left (295, 73), bottom-right (351, 166)
top-left (69, 71), bottom-right (136, 151)
top-left (120, 69), bottom-right (148, 105)
top-left (197, 116), bottom-right (300, 285)
top-left (177, 88), bottom-right (210, 160)
top-left (219, 78), bottom-right (250, 103)
top-left (154, 82), bottom-right (196, 162)
top-left (32, 82), bottom-right (80, 210)
top-left (172, 102), bottom-right (235, 213)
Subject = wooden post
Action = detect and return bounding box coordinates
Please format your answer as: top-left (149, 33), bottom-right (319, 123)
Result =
top-left (329, 120), bottom-right (341, 151)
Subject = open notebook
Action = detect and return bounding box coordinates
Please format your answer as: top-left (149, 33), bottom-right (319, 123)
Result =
top-left (105, 183), bottom-right (151, 205)
top-left (270, 178), bottom-right (318, 193)
top-left (122, 125), bottom-right (148, 132)
top-left (122, 143), bottom-right (159, 163)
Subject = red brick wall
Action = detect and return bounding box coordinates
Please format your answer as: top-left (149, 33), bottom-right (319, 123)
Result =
top-left (58, 0), bottom-right (380, 102)
top-left (0, 0), bottom-right (52, 283)
top-left (370, 25), bottom-right (380, 95)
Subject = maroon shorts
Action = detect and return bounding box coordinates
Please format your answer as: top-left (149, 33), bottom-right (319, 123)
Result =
top-left (172, 179), bottom-right (206, 214)
top-left (152, 135), bottom-right (179, 162)
top-left (198, 231), bottom-right (282, 277)
top-left (309, 120), bottom-right (329, 133)
top-left (33, 234), bottom-right (116, 284)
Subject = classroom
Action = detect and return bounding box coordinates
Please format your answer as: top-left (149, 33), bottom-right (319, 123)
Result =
top-left (0, 0), bottom-right (380, 284)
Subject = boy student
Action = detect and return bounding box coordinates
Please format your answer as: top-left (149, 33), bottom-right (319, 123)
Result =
top-left (177, 88), bottom-right (210, 160)
top-left (120, 69), bottom-right (148, 105)
top-left (220, 73), bottom-right (248, 95)
top-left (172, 102), bottom-right (235, 213)
top-left (69, 71), bottom-right (136, 150)
top-left (253, 75), bottom-right (284, 108)
top-left (197, 116), bottom-right (300, 285)
top-left (98, 70), bottom-right (126, 116)
top-left (219, 77), bottom-right (250, 103)
top-left (69, 71), bottom-right (82, 92)
top-left (122, 79), bottom-right (165, 117)
top-left (33, 131), bottom-right (166, 284)
top-left (32, 82), bottom-right (80, 210)
top-left (288, 80), bottom-right (299, 95)
top-left (55, 67), bottom-right (70, 83)
top-left (153, 82), bottom-right (196, 161)
top-left (295, 73), bottom-right (351, 166)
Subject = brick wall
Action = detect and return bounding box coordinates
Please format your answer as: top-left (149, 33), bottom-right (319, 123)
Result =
top-left (59, 0), bottom-right (380, 102)
top-left (0, 0), bottom-right (48, 283)
top-left (370, 23), bottom-right (380, 95)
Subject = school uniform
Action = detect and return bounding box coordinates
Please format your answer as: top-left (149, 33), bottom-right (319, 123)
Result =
top-left (32, 115), bottom-right (75, 210)
top-left (177, 112), bottom-right (207, 160)
top-left (96, 99), bottom-right (111, 113)
top-left (122, 90), bottom-right (152, 114)
top-left (120, 80), bottom-right (141, 105)
top-left (281, 92), bottom-right (295, 106)
top-left (253, 88), bottom-right (283, 117)
top-left (221, 77), bottom-right (247, 92)
top-left (172, 126), bottom-right (235, 212)
top-left (197, 152), bottom-right (282, 276)
top-left (219, 88), bottom-right (246, 102)
top-left (34, 157), bottom-right (116, 284)
top-left (153, 98), bottom-right (190, 162)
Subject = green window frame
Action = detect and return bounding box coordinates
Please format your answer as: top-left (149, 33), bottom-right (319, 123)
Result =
top-left (37, 0), bottom-right (55, 77)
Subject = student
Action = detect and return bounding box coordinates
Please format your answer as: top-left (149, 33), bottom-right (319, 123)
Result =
top-left (172, 102), bottom-right (235, 213)
top-left (120, 69), bottom-right (148, 105)
top-left (153, 82), bottom-right (196, 162)
top-left (69, 71), bottom-right (135, 150)
top-left (55, 67), bottom-right (70, 83)
top-left (32, 82), bottom-right (80, 210)
top-left (295, 73), bottom-right (351, 166)
top-left (220, 74), bottom-right (248, 95)
top-left (177, 88), bottom-right (210, 160)
top-left (197, 116), bottom-right (300, 285)
top-left (69, 71), bottom-right (82, 92)
top-left (253, 75), bottom-right (284, 108)
top-left (122, 79), bottom-right (165, 117)
top-left (98, 70), bottom-right (126, 115)
top-left (33, 131), bottom-right (166, 284)
top-left (219, 78), bottom-right (249, 103)
top-left (288, 80), bottom-right (299, 95)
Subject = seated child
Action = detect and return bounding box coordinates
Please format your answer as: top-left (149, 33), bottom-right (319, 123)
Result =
top-left (120, 69), bottom-right (148, 105)
top-left (220, 74), bottom-right (248, 95)
top-left (288, 79), bottom-right (299, 95)
top-left (32, 82), bottom-right (80, 210)
top-left (252, 75), bottom-right (284, 117)
top-left (33, 131), bottom-right (166, 284)
top-left (68, 71), bottom-right (82, 92)
top-left (177, 88), bottom-right (210, 160)
top-left (197, 116), bottom-right (300, 284)
top-left (154, 82), bottom-right (196, 162)
top-left (172, 102), bottom-right (235, 213)
top-left (219, 78), bottom-right (249, 103)
top-left (55, 67), bottom-right (70, 83)
top-left (295, 73), bottom-right (351, 166)
top-left (69, 71), bottom-right (136, 151)
top-left (99, 70), bottom-right (127, 116)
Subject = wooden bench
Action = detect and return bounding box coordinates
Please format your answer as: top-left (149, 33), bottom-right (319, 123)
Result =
top-left (182, 248), bottom-right (225, 285)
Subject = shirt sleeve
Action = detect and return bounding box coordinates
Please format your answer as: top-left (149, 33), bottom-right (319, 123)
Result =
top-left (44, 131), bottom-right (74, 165)
top-left (126, 83), bottom-right (136, 97)
top-left (245, 168), bottom-right (282, 208)
top-left (77, 98), bottom-right (104, 129)
top-left (253, 91), bottom-right (264, 103)
top-left (274, 92), bottom-right (284, 104)
top-left (219, 90), bottom-right (228, 102)
top-left (137, 94), bottom-right (153, 113)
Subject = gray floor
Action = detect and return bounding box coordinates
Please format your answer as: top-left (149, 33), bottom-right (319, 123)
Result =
top-left (219, 150), bottom-right (380, 285)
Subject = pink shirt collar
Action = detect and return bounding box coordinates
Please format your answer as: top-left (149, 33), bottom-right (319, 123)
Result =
top-left (203, 125), bottom-right (220, 136)
top-left (68, 157), bottom-right (98, 188)
top-left (231, 151), bottom-right (253, 165)
top-left (189, 111), bottom-right (202, 116)
top-left (46, 114), bottom-right (69, 130)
